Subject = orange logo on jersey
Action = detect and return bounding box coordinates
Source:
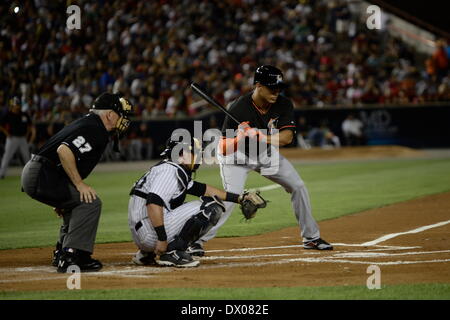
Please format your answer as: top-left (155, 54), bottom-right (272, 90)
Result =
top-left (268, 117), bottom-right (279, 134)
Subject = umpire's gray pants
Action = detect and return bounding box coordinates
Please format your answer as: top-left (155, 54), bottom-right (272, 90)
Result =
top-left (200, 149), bottom-right (320, 243)
top-left (0, 136), bottom-right (30, 177)
top-left (21, 159), bottom-right (102, 253)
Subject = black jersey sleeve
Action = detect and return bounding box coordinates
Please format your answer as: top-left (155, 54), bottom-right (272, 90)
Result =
top-left (276, 99), bottom-right (296, 134)
top-left (60, 125), bottom-right (105, 159)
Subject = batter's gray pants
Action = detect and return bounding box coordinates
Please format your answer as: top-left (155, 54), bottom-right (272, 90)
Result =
top-left (0, 136), bottom-right (30, 178)
top-left (200, 152), bottom-right (320, 243)
top-left (21, 159), bottom-right (102, 253)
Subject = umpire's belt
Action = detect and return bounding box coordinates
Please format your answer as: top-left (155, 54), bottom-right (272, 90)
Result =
top-left (31, 154), bottom-right (55, 167)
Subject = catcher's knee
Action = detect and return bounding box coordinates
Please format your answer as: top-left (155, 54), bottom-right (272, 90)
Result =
top-left (168, 196), bottom-right (225, 251)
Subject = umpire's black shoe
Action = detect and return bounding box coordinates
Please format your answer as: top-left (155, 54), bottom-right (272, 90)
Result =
top-left (51, 242), bottom-right (62, 267)
top-left (303, 238), bottom-right (334, 250)
top-left (57, 248), bottom-right (103, 273)
top-left (186, 242), bottom-right (205, 257)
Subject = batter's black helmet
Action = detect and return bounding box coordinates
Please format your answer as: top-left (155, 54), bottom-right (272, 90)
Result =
top-left (253, 65), bottom-right (287, 89)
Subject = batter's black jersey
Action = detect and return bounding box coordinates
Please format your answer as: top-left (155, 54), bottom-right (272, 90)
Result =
top-left (0, 111), bottom-right (31, 136)
top-left (37, 113), bottom-right (109, 179)
top-left (222, 91), bottom-right (296, 137)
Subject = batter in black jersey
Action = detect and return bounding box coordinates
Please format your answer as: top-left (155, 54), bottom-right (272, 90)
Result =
top-left (21, 92), bottom-right (133, 273)
top-left (222, 91), bottom-right (296, 136)
top-left (189, 65), bottom-right (333, 257)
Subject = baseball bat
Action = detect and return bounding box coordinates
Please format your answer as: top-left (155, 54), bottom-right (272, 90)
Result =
top-left (190, 82), bottom-right (241, 125)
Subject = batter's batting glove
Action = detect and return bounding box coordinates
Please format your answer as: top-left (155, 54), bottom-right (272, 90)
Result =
top-left (239, 191), bottom-right (267, 220)
top-left (237, 121), bottom-right (251, 140)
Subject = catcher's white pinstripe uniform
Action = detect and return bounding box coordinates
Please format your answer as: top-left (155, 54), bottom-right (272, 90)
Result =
top-left (128, 160), bottom-right (204, 252)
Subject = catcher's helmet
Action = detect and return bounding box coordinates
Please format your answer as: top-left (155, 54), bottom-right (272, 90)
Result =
top-left (92, 92), bottom-right (134, 136)
top-left (253, 65), bottom-right (287, 89)
top-left (161, 136), bottom-right (202, 172)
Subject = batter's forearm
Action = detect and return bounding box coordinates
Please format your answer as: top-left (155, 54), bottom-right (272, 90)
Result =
top-left (266, 130), bottom-right (293, 146)
top-left (57, 144), bottom-right (83, 186)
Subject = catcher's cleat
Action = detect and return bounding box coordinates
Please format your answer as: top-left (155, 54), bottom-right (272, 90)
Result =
top-left (186, 242), bottom-right (205, 257)
top-left (132, 250), bottom-right (156, 266)
top-left (57, 248), bottom-right (103, 273)
top-left (157, 250), bottom-right (200, 268)
top-left (303, 238), bottom-right (334, 250)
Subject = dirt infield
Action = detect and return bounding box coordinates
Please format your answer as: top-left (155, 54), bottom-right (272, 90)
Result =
top-left (1, 146), bottom-right (449, 292)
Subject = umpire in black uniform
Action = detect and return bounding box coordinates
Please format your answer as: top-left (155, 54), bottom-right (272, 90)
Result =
top-left (21, 93), bottom-right (133, 273)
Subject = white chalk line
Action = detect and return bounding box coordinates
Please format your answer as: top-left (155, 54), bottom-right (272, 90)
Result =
top-left (2, 210), bottom-right (449, 283)
top-left (198, 257), bottom-right (450, 269)
top-left (3, 249), bottom-right (449, 284)
top-left (361, 219), bottom-right (450, 246)
top-left (332, 249), bottom-right (450, 259)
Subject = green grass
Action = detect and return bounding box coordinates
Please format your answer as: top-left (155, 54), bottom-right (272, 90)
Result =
top-left (1, 157), bottom-right (450, 300)
top-left (1, 158), bottom-right (450, 249)
top-left (1, 283), bottom-right (449, 300)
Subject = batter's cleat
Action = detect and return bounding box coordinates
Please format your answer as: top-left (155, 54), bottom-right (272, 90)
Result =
top-left (157, 250), bottom-right (200, 268)
top-left (57, 248), bottom-right (103, 273)
top-left (132, 250), bottom-right (156, 266)
top-left (303, 238), bottom-right (334, 250)
top-left (186, 242), bottom-right (205, 257)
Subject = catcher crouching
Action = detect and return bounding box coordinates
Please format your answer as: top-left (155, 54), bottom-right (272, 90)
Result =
top-left (127, 136), bottom-right (267, 267)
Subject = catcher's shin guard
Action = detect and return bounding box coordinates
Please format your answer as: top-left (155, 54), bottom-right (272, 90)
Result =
top-left (168, 196), bottom-right (225, 251)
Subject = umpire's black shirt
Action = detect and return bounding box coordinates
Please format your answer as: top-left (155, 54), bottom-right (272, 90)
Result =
top-left (38, 113), bottom-right (109, 179)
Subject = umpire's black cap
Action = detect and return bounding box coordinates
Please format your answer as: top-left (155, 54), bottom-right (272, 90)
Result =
top-left (92, 92), bottom-right (133, 118)
top-left (253, 65), bottom-right (288, 89)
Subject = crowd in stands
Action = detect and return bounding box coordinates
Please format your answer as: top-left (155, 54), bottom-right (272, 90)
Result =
top-left (1, 0), bottom-right (450, 160)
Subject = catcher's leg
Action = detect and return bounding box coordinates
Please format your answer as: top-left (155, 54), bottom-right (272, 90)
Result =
top-left (199, 163), bottom-right (250, 242)
top-left (167, 196), bottom-right (225, 252)
top-left (262, 154), bottom-right (320, 241)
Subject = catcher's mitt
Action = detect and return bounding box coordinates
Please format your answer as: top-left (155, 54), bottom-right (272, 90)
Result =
top-left (239, 191), bottom-right (267, 220)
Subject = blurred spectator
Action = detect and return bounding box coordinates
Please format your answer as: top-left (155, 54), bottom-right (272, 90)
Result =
top-left (431, 39), bottom-right (449, 80)
top-left (0, 97), bottom-right (35, 178)
top-left (307, 120), bottom-right (341, 148)
top-left (296, 116), bottom-right (312, 149)
top-left (1, 0), bottom-right (449, 162)
top-left (341, 113), bottom-right (365, 146)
